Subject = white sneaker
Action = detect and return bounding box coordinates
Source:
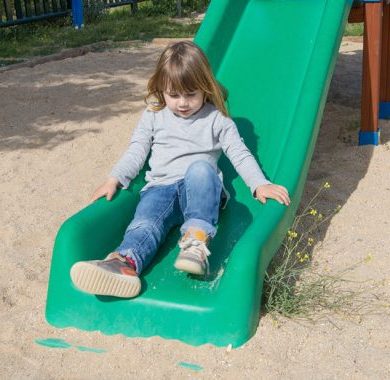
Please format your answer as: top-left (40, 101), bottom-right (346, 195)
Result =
top-left (174, 228), bottom-right (211, 275)
top-left (70, 252), bottom-right (141, 298)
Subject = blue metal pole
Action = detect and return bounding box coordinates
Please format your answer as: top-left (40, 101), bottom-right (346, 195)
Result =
top-left (358, 130), bottom-right (381, 145)
top-left (379, 102), bottom-right (390, 119)
top-left (72, 0), bottom-right (84, 29)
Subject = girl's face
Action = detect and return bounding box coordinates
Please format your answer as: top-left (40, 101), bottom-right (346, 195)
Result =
top-left (163, 89), bottom-right (204, 118)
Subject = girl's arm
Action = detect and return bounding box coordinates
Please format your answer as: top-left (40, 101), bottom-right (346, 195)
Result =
top-left (110, 109), bottom-right (154, 189)
top-left (92, 110), bottom-right (154, 202)
top-left (219, 119), bottom-right (290, 205)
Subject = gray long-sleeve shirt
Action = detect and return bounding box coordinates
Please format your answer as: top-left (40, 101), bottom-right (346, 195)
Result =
top-left (110, 102), bottom-right (271, 195)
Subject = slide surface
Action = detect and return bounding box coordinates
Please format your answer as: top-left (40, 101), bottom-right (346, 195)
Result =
top-left (46, 0), bottom-right (353, 347)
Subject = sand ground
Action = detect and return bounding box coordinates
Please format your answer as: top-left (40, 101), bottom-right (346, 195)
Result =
top-left (0, 37), bottom-right (389, 379)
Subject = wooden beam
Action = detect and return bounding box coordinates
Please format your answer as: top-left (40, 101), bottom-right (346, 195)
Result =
top-left (381, 1), bottom-right (390, 102)
top-left (361, 1), bottom-right (383, 133)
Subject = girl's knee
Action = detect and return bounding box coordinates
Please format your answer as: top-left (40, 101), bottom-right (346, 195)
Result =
top-left (186, 160), bottom-right (216, 179)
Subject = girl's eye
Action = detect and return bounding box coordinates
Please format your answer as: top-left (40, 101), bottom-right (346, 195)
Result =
top-left (166, 92), bottom-right (198, 98)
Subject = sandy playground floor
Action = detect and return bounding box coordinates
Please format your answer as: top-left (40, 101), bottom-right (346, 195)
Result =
top-left (0, 37), bottom-right (390, 379)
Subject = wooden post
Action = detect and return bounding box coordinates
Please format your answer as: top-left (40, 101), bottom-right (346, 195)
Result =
top-left (359, 1), bottom-right (383, 144)
top-left (379, 0), bottom-right (390, 118)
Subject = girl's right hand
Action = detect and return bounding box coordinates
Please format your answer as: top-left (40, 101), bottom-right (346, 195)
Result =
top-left (91, 177), bottom-right (120, 202)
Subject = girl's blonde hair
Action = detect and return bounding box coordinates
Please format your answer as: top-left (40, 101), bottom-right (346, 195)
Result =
top-left (146, 41), bottom-right (228, 116)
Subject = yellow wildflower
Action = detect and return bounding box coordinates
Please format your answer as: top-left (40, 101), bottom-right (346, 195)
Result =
top-left (298, 253), bottom-right (310, 263)
top-left (364, 253), bottom-right (373, 263)
top-left (318, 213), bottom-right (323, 220)
top-left (287, 230), bottom-right (298, 240)
top-left (309, 209), bottom-right (318, 216)
top-left (307, 237), bottom-right (314, 246)
top-left (323, 182), bottom-right (331, 189)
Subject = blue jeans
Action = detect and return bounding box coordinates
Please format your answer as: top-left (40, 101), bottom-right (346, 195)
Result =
top-left (116, 160), bottom-right (224, 274)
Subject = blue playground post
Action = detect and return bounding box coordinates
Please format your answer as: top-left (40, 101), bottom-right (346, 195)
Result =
top-left (379, 102), bottom-right (390, 119)
top-left (358, 130), bottom-right (381, 145)
top-left (72, 0), bottom-right (84, 29)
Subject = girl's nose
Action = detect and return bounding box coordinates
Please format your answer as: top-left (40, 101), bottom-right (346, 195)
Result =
top-left (179, 96), bottom-right (188, 106)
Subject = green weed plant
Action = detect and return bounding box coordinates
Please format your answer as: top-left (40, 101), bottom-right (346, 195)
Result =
top-left (263, 182), bottom-right (389, 323)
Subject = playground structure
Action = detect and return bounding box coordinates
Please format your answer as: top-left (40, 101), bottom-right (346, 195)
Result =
top-left (46, 0), bottom-right (388, 348)
top-left (2, 0), bottom-right (388, 142)
top-left (349, 0), bottom-right (390, 145)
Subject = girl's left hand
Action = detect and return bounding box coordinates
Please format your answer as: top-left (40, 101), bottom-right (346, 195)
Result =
top-left (255, 184), bottom-right (290, 206)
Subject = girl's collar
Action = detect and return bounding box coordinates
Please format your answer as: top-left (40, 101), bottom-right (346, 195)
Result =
top-left (166, 102), bottom-right (212, 123)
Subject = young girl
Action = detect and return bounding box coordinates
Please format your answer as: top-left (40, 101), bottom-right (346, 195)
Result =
top-left (70, 41), bottom-right (290, 298)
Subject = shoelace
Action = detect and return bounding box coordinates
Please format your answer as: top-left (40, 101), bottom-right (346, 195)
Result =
top-left (179, 237), bottom-right (211, 274)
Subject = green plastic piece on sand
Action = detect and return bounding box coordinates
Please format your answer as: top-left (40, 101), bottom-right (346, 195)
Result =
top-left (178, 362), bottom-right (203, 371)
top-left (35, 338), bottom-right (72, 349)
top-left (46, 0), bottom-right (353, 347)
top-left (35, 338), bottom-right (106, 353)
top-left (75, 346), bottom-right (107, 353)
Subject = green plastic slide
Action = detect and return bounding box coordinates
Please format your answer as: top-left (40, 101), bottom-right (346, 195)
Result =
top-left (46, 0), bottom-right (353, 347)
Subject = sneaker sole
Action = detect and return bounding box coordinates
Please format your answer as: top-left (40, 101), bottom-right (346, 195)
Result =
top-left (174, 259), bottom-right (205, 275)
top-left (70, 262), bottom-right (141, 298)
